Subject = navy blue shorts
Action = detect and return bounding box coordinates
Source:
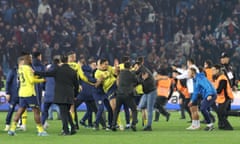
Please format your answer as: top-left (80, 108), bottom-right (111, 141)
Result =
top-left (106, 83), bottom-right (117, 100)
top-left (19, 96), bottom-right (39, 108)
top-left (9, 97), bottom-right (19, 105)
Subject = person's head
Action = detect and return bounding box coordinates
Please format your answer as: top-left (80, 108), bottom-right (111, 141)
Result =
top-left (124, 61), bottom-right (131, 69)
top-left (220, 52), bottom-right (230, 64)
top-left (17, 56), bottom-right (25, 66)
top-left (53, 55), bottom-right (61, 65)
top-left (187, 58), bottom-right (195, 67)
top-left (121, 56), bottom-right (130, 63)
top-left (204, 60), bottom-right (212, 68)
top-left (67, 51), bottom-right (76, 62)
top-left (99, 58), bottom-right (109, 70)
top-left (137, 56), bottom-right (144, 65)
top-left (88, 58), bottom-right (97, 70)
top-left (212, 64), bottom-right (222, 76)
top-left (158, 68), bottom-right (168, 76)
top-left (32, 51), bottom-right (42, 61)
top-left (23, 54), bottom-right (32, 65)
top-left (60, 54), bottom-right (68, 63)
top-left (188, 67), bottom-right (197, 78)
top-left (132, 61), bottom-right (141, 71)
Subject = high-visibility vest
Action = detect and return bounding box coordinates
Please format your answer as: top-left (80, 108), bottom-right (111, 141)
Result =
top-left (176, 80), bottom-right (190, 99)
top-left (213, 74), bottom-right (234, 104)
top-left (157, 78), bottom-right (172, 98)
top-left (205, 68), bottom-right (213, 82)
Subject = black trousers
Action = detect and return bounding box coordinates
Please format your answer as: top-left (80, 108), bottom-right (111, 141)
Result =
top-left (112, 96), bottom-right (138, 126)
top-left (217, 99), bottom-right (233, 129)
top-left (58, 104), bottom-right (74, 133)
top-left (155, 96), bottom-right (169, 116)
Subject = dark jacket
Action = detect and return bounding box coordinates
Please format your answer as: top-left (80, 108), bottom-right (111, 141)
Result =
top-left (77, 65), bottom-right (96, 101)
top-left (32, 58), bottom-right (45, 101)
top-left (138, 65), bottom-right (156, 94)
top-left (35, 63), bottom-right (79, 104)
top-left (116, 69), bottom-right (138, 97)
top-left (43, 64), bottom-right (57, 103)
top-left (221, 63), bottom-right (236, 87)
top-left (5, 66), bottom-right (19, 102)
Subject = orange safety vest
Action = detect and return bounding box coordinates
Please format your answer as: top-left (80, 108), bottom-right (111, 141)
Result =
top-left (157, 78), bottom-right (172, 98)
top-left (205, 68), bottom-right (213, 82)
top-left (176, 80), bottom-right (190, 99)
top-left (213, 74), bottom-right (234, 104)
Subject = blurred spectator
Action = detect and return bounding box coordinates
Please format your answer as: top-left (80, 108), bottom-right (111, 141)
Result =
top-left (0, 0), bottom-right (239, 83)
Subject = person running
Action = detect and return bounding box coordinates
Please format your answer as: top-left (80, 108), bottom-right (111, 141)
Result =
top-left (154, 68), bottom-right (172, 122)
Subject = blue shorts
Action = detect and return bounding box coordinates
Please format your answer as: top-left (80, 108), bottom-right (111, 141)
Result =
top-left (19, 96), bottom-right (39, 108)
top-left (9, 97), bottom-right (19, 105)
top-left (106, 83), bottom-right (117, 100)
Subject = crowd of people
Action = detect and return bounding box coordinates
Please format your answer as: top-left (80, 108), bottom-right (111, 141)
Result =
top-left (0, 0), bottom-right (240, 81)
top-left (0, 0), bottom-right (239, 136)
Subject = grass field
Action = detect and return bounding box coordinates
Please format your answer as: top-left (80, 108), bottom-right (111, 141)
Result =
top-left (0, 111), bottom-right (240, 144)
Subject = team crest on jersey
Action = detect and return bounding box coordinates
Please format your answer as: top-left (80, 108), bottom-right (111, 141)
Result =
top-left (98, 100), bottom-right (102, 104)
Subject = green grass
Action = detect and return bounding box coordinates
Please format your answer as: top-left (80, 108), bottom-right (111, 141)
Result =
top-left (0, 111), bottom-right (240, 144)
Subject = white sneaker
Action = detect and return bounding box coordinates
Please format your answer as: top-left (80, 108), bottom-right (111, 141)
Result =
top-left (18, 125), bottom-right (26, 131)
top-left (119, 125), bottom-right (124, 131)
top-left (186, 125), bottom-right (200, 130)
top-left (43, 122), bottom-right (49, 130)
top-left (4, 125), bottom-right (10, 131)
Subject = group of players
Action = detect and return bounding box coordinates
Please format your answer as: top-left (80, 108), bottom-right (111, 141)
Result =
top-left (3, 50), bottom-right (236, 136)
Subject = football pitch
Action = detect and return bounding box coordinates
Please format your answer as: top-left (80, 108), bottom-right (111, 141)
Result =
top-left (0, 111), bottom-right (239, 144)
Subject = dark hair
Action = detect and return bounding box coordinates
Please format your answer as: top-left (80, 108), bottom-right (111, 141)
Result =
top-left (88, 57), bottom-right (96, 64)
top-left (121, 56), bottom-right (130, 63)
top-left (187, 58), bottom-right (195, 64)
top-left (60, 54), bottom-right (68, 63)
top-left (212, 64), bottom-right (221, 70)
top-left (67, 51), bottom-right (75, 56)
top-left (137, 56), bottom-right (144, 64)
top-left (32, 51), bottom-right (41, 58)
top-left (53, 57), bottom-right (60, 64)
top-left (19, 51), bottom-right (30, 57)
top-left (133, 61), bottom-right (141, 67)
top-left (190, 67), bottom-right (197, 74)
top-left (124, 61), bottom-right (131, 69)
top-left (205, 60), bottom-right (212, 67)
top-left (99, 58), bottom-right (108, 64)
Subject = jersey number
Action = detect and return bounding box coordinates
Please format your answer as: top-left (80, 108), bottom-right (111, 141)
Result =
top-left (19, 72), bottom-right (25, 83)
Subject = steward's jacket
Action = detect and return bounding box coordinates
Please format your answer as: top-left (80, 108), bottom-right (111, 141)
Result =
top-left (157, 78), bottom-right (173, 98)
top-left (213, 74), bottom-right (234, 104)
